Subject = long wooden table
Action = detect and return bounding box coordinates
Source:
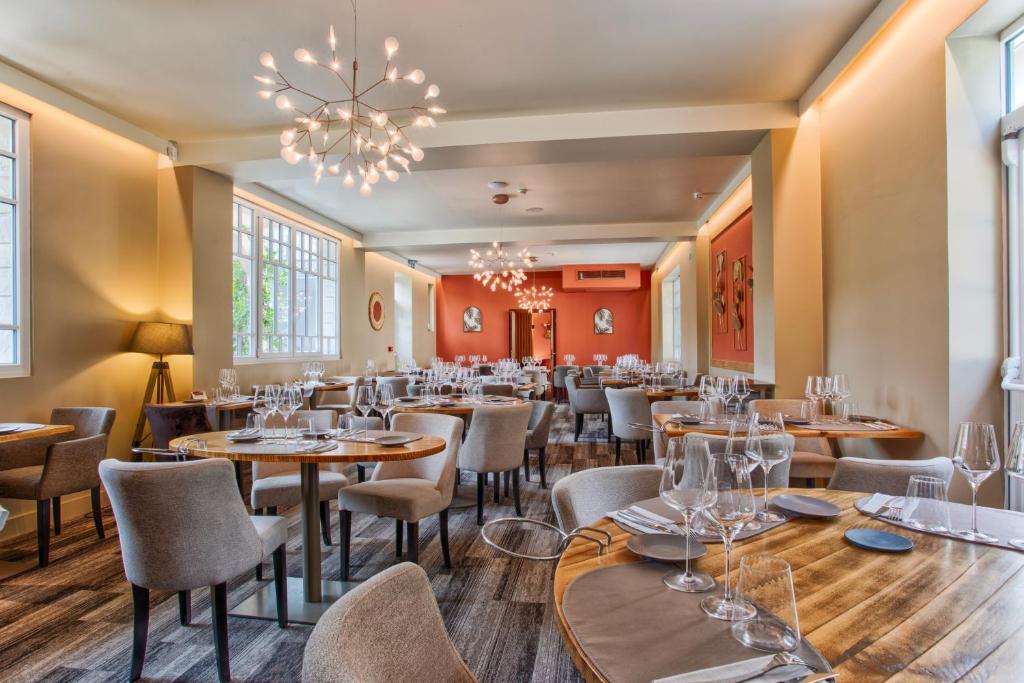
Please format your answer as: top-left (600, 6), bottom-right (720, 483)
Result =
top-left (0, 423), bottom-right (74, 445)
top-left (554, 488), bottom-right (1024, 682)
top-left (653, 413), bottom-right (924, 440)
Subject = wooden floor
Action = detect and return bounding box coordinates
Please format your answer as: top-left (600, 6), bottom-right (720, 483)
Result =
top-left (0, 404), bottom-right (636, 682)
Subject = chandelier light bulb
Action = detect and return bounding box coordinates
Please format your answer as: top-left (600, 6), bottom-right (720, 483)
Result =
top-left (328, 163), bottom-right (341, 175)
top-left (329, 25), bottom-right (337, 49)
top-left (294, 48), bottom-right (314, 63)
top-left (254, 75), bottom-right (275, 85)
top-left (407, 69), bottom-right (425, 84)
top-left (386, 169), bottom-right (399, 182)
top-left (425, 84), bottom-right (440, 99)
top-left (384, 36), bottom-right (399, 56)
top-left (259, 52), bottom-right (276, 70)
top-left (275, 95), bottom-right (292, 110)
top-left (343, 170), bottom-right (355, 188)
top-left (367, 167), bottom-right (380, 184)
top-left (258, 90), bottom-right (274, 100)
top-left (360, 181), bottom-right (372, 197)
top-left (428, 106), bottom-right (447, 114)
top-left (409, 146), bottom-right (425, 162)
top-left (280, 128), bottom-right (296, 145)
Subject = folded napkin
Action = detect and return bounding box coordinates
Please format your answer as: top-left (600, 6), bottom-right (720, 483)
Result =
top-left (652, 655), bottom-right (810, 683)
top-left (859, 493), bottom-right (904, 515)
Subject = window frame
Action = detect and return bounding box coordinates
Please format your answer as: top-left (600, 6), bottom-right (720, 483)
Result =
top-left (0, 102), bottom-right (30, 378)
top-left (232, 196), bottom-right (341, 364)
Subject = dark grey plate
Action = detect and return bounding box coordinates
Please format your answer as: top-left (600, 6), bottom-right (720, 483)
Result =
top-left (772, 494), bottom-right (842, 519)
top-left (226, 432), bottom-right (261, 443)
top-left (626, 533), bottom-right (707, 563)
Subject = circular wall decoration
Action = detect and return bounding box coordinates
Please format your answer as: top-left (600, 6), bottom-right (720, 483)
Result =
top-left (368, 291), bottom-right (385, 331)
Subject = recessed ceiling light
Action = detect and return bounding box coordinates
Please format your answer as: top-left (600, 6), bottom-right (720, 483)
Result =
top-left (488, 180), bottom-right (509, 190)
top-left (526, 206), bottom-right (543, 213)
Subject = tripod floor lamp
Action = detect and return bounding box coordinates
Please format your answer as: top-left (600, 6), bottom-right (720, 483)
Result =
top-left (129, 321), bottom-right (194, 447)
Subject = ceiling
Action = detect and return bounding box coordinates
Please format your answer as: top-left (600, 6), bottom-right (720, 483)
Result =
top-left (399, 242), bottom-right (671, 275)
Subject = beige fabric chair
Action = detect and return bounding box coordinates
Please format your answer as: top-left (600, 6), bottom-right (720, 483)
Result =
top-left (650, 400), bottom-right (701, 465)
top-left (100, 458), bottom-right (288, 682)
top-left (566, 374), bottom-right (610, 442)
top-left (606, 389), bottom-right (653, 465)
top-left (341, 413), bottom-right (385, 483)
top-left (524, 368), bottom-right (548, 399)
top-left (749, 399), bottom-right (837, 483)
top-left (338, 413), bottom-right (463, 580)
top-left (0, 407), bottom-right (115, 566)
top-left (459, 403), bottom-right (532, 525)
top-left (251, 410), bottom-right (343, 549)
top-left (828, 456), bottom-right (954, 496)
top-left (303, 562), bottom-right (477, 683)
top-left (551, 465), bottom-right (662, 531)
top-left (552, 365), bottom-right (579, 403)
top-left (482, 383), bottom-right (516, 397)
top-left (315, 375), bottom-right (359, 415)
top-left (377, 375), bottom-right (411, 398)
top-left (523, 401), bottom-right (555, 488)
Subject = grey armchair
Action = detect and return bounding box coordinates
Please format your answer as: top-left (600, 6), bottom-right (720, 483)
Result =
top-left (0, 407), bottom-right (115, 566)
top-left (551, 465), bottom-right (662, 531)
top-left (315, 375), bottom-right (359, 415)
top-left (523, 401), bottom-right (555, 488)
top-left (552, 365), bottom-right (579, 403)
top-left (650, 400), bottom-right (703, 465)
top-left (458, 403), bottom-right (532, 525)
top-left (303, 562), bottom-right (477, 683)
top-left (482, 383), bottom-right (515, 397)
top-left (606, 388), bottom-right (652, 465)
top-left (377, 375), bottom-right (411, 398)
top-left (341, 413), bottom-right (385, 483)
top-left (100, 458), bottom-right (289, 682)
top-left (828, 456), bottom-right (954, 496)
top-left (338, 413), bottom-right (463, 580)
top-left (566, 374), bottom-right (610, 442)
top-left (583, 365), bottom-right (610, 378)
top-left (750, 399), bottom-right (837, 484)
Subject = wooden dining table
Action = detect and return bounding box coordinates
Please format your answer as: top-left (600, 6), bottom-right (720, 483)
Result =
top-left (0, 423), bottom-right (74, 445)
top-left (554, 488), bottom-right (1024, 682)
top-left (170, 430), bottom-right (444, 624)
top-left (653, 413), bottom-right (924, 440)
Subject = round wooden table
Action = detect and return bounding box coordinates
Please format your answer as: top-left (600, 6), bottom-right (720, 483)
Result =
top-left (171, 431), bottom-right (445, 623)
top-left (554, 488), bottom-right (1024, 682)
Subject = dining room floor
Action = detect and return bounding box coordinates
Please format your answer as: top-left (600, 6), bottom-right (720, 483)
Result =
top-left (0, 404), bottom-right (634, 682)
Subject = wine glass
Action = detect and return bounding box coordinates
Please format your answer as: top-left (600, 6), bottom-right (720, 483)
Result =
top-left (660, 437), bottom-right (716, 593)
top-left (832, 374), bottom-right (851, 413)
top-left (373, 384), bottom-right (394, 429)
top-left (952, 422), bottom-right (1001, 543)
top-left (252, 386), bottom-right (274, 439)
top-left (1005, 422), bottom-right (1024, 549)
top-left (746, 427), bottom-right (790, 523)
top-left (278, 386), bottom-right (301, 440)
top-left (355, 385), bottom-right (374, 437)
top-left (700, 449), bottom-right (757, 621)
top-left (734, 377), bottom-right (751, 414)
top-left (805, 376), bottom-right (821, 414)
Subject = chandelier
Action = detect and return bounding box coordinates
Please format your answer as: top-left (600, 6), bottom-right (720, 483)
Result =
top-left (515, 268), bottom-right (554, 313)
top-left (469, 242), bottom-right (533, 292)
top-left (255, 0), bottom-right (445, 197)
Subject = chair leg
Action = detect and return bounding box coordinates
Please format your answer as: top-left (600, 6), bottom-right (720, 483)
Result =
top-left (523, 449), bottom-right (531, 482)
top-left (268, 506), bottom-right (278, 515)
top-left (407, 521), bottom-right (419, 564)
top-left (272, 545), bottom-right (288, 628)
top-left (539, 447), bottom-right (547, 489)
top-left (615, 437), bottom-right (622, 466)
top-left (211, 583), bottom-right (230, 683)
top-left (476, 473), bottom-right (485, 526)
top-left (395, 518), bottom-right (404, 557)
top-left (575, 414), bottom-right (583, 441)
top-left (177, 590), bottom-right (191, 625)
top-left (493, 472), bottom-right (500, 503)
top-left (256, 561), bottom-right (264, 581)
top-left (339, 509), bottom-right (352, 581)
top-left (36, 500), bottom-right (50, 568)
top-left (319, 500), bottom-right (332, 546)
top-left (511, 468), bottom-right (522, 516)
top-left (439, 509), bottom-right (452, 569)
top-left (357, 464), bottom-right (367, 483)
top-left (503, 470), bottom-right (510, 497)
top-left (91, 487), bottom-right (105, 539)
top-left (52, 496), bottom-right (61, 535)
top-left (607, 413), bottom-right (613, 442)
top-left (638, 440), bottom-right (646, 464)
top-left (130, 584), bottom-right (150, 681)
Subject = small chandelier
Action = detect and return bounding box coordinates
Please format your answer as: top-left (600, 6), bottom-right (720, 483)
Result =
top-left (515, 267), bottom-right (554, 313)
top-left (255, 0), bottom-right (445, 197)
top-left (469, 242), bottom-right (532, 292)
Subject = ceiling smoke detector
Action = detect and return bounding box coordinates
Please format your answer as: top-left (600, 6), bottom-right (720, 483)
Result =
top-left (488, 180), bottom-right (509, 190)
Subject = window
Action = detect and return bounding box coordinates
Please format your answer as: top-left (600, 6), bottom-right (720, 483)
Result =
top-left (427, 282), bottom-right (436, 332)
top-left (660, 267), bottom-right (681, 362)
top-left (232, 197), bottom-right (340, 361)
top-left (0, 103), bottom-right (29, 377)
top-left (1008, 28), bottom-right (1024, 112)
top-left (394, 271), bottom-right (412, 364)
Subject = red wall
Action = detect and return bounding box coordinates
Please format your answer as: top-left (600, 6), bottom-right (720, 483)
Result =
top-left (710, 208), bottom-right (754, 368)
top-left (436, 270), bottom-right (652, 362)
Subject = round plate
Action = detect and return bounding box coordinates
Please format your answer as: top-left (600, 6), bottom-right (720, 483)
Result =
top-left (784, 417), bottom-right (811, 425)
top-left (626, 533), bottom-right (707, 563)
top-left (771, 494), bottom-right (842, 519)
top-left (301, 429), bottom-right (334, 439)
top-left (373, 434), bottom-right (422, 446)
top-left (844, 527), bottom-right (913, 552)
top-left (396, 397), bottom-right (420, 403)
top-left (226, 432), bottom-right (260, 443)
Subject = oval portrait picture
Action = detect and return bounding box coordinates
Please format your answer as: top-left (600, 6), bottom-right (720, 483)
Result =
top-left (368, 291), bottom-right (385, 331)
top-left (594, 308), bottom-right (613, 335)
top-left (463, 306), bottom-right (482, 333)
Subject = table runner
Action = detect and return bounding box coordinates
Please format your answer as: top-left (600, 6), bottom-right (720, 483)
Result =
top-left (562, 562), bottom-right (832, 683)
top-left (793, 421), bottom-right (896, 432)
top-left (628, 498), bottom-right (790, 542)
top-left (854, 496), bottom-right (1024, 552)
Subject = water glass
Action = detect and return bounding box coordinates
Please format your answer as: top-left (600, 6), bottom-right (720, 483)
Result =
top-left (839, 401), bottom-right (858, 424)
top-left (731, 554), bottom-right (801, 652)
top-left (1005, 422), bottom-right (1024, 549)
top-left (660, 438), bottom-right (716, 593)
top-left (799, 400), bottom-right (818, 422)
top-left (952, 422), bottom-right (1000, 543)
top-left (295, 416), bottom-right (314, 440)
top-left (901, 475), bottom-right (951, 533)
top-left (245, 413), bottom-right (263, 438)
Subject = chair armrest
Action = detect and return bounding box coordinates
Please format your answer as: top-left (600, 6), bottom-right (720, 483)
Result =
top-left (39, 434), bottom-right (108, 496)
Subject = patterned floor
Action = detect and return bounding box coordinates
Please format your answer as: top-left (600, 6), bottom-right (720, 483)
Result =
top-left (0, 405), bottom-right (640, 682)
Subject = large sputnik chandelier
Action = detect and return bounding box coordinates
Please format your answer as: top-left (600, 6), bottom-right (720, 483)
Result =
top-left (255, 0), bottom-right (445, 197)
top-left (469, 242), bottom-right (533, 292)
top-left (515, 262), bottom-right (554, 313)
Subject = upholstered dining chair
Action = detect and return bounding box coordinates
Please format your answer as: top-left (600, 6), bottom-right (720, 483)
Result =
top-left (523, 401), bottom-right (555, 488)
top-left (377, 375), bottom-right (411, 398)
top-left (551, 465), bottom-right (662, 531)
top-left (583, 364), bottom-right (610, 379)
top-left (341, 413), bottom-right (385, 483)
top-left (303, 562), bottom-right (477, 683)
top-left (251, 410), bottom-right (343, 556)
top-left (143, 403), bottom-right (211, 450)
top-left (458, 403), bottom-right (532, 525)
top-left (481, 383), bottom-right (516, 397)
top-left (100, 458), bottom-right (288, 683)
top-left (566, 374), bottom-right (610, 442)
top-left (315, 376), bottom-right (359, 416)
top-left (606, 388), bottom-right (653, 465)
top-left (749, 398), bottom-right (838, 485)
top-left (0, 407), bottom-right (115, 566)
top-left (337, 413), bottom-right (463, 580)
top-left (650, 400), bottom-right (703, 465)
top-left (828, 456), bottom-right (954, 496)
top-left (524, 368), bottom-right (548, 400)
top-left (552, 365), bottom-right (578, 403)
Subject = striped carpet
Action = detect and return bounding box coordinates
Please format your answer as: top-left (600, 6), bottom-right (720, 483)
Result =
top-left (0, 405), bottom-right (643, 682)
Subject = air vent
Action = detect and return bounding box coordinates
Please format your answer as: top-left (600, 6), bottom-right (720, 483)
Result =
top-left (576, 269), bottom-right (626, 281)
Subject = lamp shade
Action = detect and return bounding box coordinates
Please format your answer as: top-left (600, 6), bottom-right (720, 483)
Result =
top-left (129, 322), bottom-right (194, 356)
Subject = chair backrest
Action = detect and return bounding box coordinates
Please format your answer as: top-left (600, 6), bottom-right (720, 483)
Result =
top-left (605, 389), bottom-right (652, 441)
top-left (525, 401), bottom-right (556, 450)
top-left (478, 364), bottom-right (493, 376)
top-left (524, 369), bottom-right (547, 388)
top-left (342, 414), bottom-right (384, 431)
top-left (682, 433), bottom-right (793, 487)
top-left (583, 365), bottom-right (609, 378)
top-left (297, 409), bottom-right (338, 431)
top-left (482, 384), bottom-right (515, 397)
top-left (827, 456), bottom-right (954, 496)
top-left (144, 404), bottom-right (213, 449)
top-left (376, 413), bottom-right (463, 505)
top-left (650, 400), bottom-right (682, 464)
top-left (551, 465), bottom-right (662, 531)
top-left (50, 407), bottom-right (116, 437)
top-left (377, 376), bottom-right (411, 397)
top-left (349, 376), bottom-right (368, 407)
top-left (670, 399), bottom-right (704, 413)
top-left (748, 398), bottom-right (832, 457)
top-left (99, 458), bottom-right (262, 591)
top-left (459, 403), bottom-right (532, 473)
top-left (552, 365), bottom-right (578, 389)
top-left (302, 562), bottom-right (477, 683)
top-left (566, 375), bottom-right (608, 414)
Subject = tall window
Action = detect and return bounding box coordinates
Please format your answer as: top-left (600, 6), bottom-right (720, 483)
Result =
top-left (0, 103), bottom-right (29, 377)
top-left (660, 268), bottom-right (681, 362)
top-left (232, 197), bottom-right (340, 361)
top-left (394, 271), bottom-right (413, 364)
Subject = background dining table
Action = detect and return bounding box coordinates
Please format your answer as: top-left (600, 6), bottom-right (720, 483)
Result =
top-left (653, 413), bottom-right (924, 441)
top-left (554, 488), bottom-right (1024, 682)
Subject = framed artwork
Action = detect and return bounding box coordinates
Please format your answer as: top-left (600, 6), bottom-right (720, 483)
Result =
top-left (463, 306), bottom-right (482, 333)
top-left (732, 257), bottom-right (747, 351)
top-left (594, 308), bottom-right (614, 335)
top-left (368, 291), bottom-right (385, 331)
top-left (712, 249), bottom-right (729, 334)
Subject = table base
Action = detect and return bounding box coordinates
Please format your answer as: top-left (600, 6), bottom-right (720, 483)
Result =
top-left (231, 576), bottom-right (361, 625)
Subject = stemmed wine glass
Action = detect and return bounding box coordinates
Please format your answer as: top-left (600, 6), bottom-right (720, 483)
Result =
top-left (355, 385), bottom-right (374, 438)
top-left (700, 449), bottom-right (757, 621)
top-left (278, 386), bottom-right (301, 440)
top-left (952, 422), bottom-right (1001, 543)
top-left (745, 417), bottom-right (790, 523)
top-left (832, 374), bottom-right (851, 415)
top-left (734, 377), bottom-right (751, 414)
top-left (660, 437), bottom-right (716, 593)
top-left (805, 376), bottom-right (821, 416)
top-left (373, 384), bottom-right (394, 430)
top-left (252, 386), bottom-right (273, 439)
top-left (1004, 421), bottom-right (1024, 549)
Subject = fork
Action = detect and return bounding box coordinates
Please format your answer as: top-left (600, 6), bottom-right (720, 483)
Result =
top-left (731, 652), bottom-right (813, 683)
top-left (617, 509), bottom-right (694, 537)
top-left (885, 504), bottom-right (904, 522)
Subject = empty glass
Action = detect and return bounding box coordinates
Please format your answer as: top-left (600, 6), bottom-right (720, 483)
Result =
top-left (355, 385), bottom-right (374, 436)
top-left (1005, 421), bottom-right (1024, 549)
top-left (252, 386), bottom-right (275, 439)
top-left (799, 400), bottom-right (818, 422)
top-left (731, 554), bottom-right (801, 652)
top-left (952, 422), bottom-right (1001, 543)
top-left (660, 438), bottom-right (716, 593)
top-left (245, 413), bottom-right (263, 438)
top-left (278, 386), bottom-right (301, 438)
top-left (901, 475), bottom-right (951, 533)
top-left (747, 431), bottom-right (790, 523)
top-left (374, 384), bottom-right (394, 429)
